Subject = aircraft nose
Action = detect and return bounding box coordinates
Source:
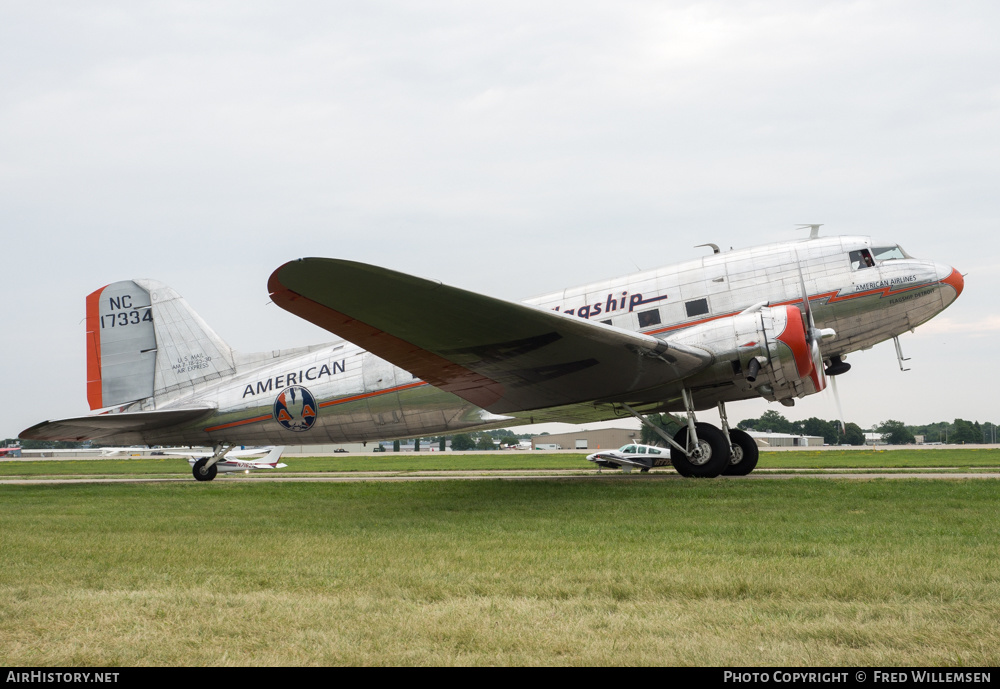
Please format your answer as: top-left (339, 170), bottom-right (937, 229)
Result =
top-left (938, 264), bottom-right (964, 302)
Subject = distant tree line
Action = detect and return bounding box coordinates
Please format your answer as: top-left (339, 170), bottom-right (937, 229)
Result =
top-left (736, 410), bottom-right (865, 445)
top-left (732, 412), bottom-right (998, 446)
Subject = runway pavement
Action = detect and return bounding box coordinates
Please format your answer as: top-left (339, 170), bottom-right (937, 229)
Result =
top-left (2, 468), bottom-right (999, 485)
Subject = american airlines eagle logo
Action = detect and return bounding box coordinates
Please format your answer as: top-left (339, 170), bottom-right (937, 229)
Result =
top-left (273, 385), bottom-right (318, 432)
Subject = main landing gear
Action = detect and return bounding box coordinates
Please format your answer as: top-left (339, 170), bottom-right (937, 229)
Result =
top-left (192, 444), bottom-right (231, 482)
top-left (622, 394), bottom-right (759, 478)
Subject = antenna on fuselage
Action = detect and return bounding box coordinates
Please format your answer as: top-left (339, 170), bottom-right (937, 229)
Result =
top-left (694, 243), bottom-right (721, 254)
top-left (796, 224), bottom-right (823, 239)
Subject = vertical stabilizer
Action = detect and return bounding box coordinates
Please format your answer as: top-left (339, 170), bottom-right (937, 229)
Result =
top-left (135, 279), bottom-right (237, 398)
top-left (86, 279), bottom-right (237, 410)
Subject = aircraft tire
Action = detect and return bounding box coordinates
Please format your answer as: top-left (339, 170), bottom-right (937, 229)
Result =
top-left (723, 428), bottom-right (759, 476)
top-left (670, 423), bottom-right (731, 478)
top-left (192, 457), bottom-right (218, 482)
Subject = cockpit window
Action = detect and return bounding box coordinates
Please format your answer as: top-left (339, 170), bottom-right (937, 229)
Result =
top-left (849, 249), bottom-right (875, 270)
top-left (620, 445), bottom-right (636, 454)
top-left (871, 245), bottom-right (908, 261)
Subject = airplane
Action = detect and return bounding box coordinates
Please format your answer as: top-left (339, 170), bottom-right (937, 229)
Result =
top-left (587, 443), bottom-right (671, 473)
top-left (20, 228), bottom-right (963, 480)
top-left (95, 446), bottom-right (153, 457)
top-left (179, 446), bottom-right (287, 479)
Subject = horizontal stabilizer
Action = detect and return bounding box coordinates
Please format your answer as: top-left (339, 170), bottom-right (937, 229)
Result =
top-left (19, 407), bottom-right (216, 443)
top-left (268, 259), bottom-right (713, 414)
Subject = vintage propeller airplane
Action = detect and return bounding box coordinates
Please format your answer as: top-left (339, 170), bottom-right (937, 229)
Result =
top-left (20, 228), bottom-right (963, 480)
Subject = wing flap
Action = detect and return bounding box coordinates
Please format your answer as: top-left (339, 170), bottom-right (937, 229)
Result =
top-left (269, 259), bottom-right (712, 413)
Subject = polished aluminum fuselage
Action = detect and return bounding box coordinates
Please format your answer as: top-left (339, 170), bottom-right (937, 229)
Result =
top-left (124, 236), bottom-right (960, 446)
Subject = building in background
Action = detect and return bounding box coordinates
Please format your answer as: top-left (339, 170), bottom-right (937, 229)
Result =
top-left (531, 428), bottom-right (639, 450)
top-left (744, 431), bottom-right (824, 448)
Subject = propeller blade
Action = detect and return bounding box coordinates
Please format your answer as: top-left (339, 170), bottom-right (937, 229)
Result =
top-left (830, 374), bottom-right (846, 435)
top-left (794, 250), bottom-right (818, 331)
top-left (795, 250), bottom-right (835, 394)
top-left (810, 338), bottom-right (827, 392)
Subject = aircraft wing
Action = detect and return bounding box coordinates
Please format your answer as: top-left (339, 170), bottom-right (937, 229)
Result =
top-left (269, 259), bottom-right (713, 414)
top-left (19, 407), bottom-right (216, 443)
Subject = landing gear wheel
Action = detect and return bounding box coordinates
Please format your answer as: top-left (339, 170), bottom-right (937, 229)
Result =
top-left (670, 423), bottom-right (731, 478)
top-left (192, 457), bottom-right (218, 482)
top-left (723, 428), bottom-right (759, 476)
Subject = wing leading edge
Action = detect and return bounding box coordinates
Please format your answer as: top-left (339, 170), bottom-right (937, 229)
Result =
top-left (268, 259), bottom-right (713, 414)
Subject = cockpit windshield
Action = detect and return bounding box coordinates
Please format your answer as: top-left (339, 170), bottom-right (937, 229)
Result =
top-left (871, 244), bottom-right (911, 261)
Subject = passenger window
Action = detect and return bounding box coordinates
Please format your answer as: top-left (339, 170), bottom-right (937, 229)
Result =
top-left (637, 309), bottom-right (661, 328)
top-left (685, 298), bottom-right (709, 317)
top-left (849, 249), bottom-right (875, 270)
top-left (649, 448), bottom-right (661, 455)
top-left (638, 446), bottom-right (647, 454)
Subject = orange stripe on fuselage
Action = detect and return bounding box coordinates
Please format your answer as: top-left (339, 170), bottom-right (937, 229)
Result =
top-left (202, 382), bottom-right (430, 434)
top-left (85, 285), bottom-right (108, 410)
top-left (318, 381), bottom-right (428, 409)
top-left (645, 277), bottom-right (947, 336)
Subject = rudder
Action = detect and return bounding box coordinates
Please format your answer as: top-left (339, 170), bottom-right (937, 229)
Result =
top-left (87, 281), bottom-right (157, 409)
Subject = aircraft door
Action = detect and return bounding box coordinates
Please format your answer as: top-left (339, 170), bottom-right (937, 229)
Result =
top-left (361, 353), bottom-right (409, 436)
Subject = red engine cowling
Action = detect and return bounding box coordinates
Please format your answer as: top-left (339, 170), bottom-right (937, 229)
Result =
top-left (666, 304), bottom-right (826, 401)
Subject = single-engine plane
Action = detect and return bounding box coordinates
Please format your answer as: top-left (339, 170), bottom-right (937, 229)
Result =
top-left (21, 229), bottom-right (962, 480)
top-left (178, 446), bottom-right (287, 480)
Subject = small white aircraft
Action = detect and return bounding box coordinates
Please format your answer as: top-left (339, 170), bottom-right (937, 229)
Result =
top-left (587, 443), bottom-right (672, 473)
top-left (20, 227), bottom-right (962, 480)
top-left (96, 446), bottom-right (153, 457)
top-left (180, 446), bottom-right (287, 479)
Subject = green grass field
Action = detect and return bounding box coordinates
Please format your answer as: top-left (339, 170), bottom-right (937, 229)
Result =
top-left (3, 447), bottom-right (999, 478)
top-left (1, 477), bottom-right (998, 666)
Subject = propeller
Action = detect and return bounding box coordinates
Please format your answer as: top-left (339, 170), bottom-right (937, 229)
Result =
top-left (794, 253), bottom-right (836, 393)
top-left (794, 250), bottom-right (847, 437)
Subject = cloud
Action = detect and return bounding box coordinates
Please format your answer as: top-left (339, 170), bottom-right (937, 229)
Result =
top-left (916, 315), bottom-right (1000, 336)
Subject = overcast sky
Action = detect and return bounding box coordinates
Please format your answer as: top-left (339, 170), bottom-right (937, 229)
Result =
top-left (3, 1), bottom-right (998, 441)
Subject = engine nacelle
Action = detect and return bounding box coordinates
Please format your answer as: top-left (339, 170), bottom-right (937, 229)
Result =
top-left (666, 305), bottom-right (824, 402)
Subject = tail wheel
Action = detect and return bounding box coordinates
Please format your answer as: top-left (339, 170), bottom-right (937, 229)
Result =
top-left (670, 423), bottom-right (731, 478)
top-left (192, 457), bottom-right (218, 482)
top-left (723, 428), bottom-right (759, 476)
